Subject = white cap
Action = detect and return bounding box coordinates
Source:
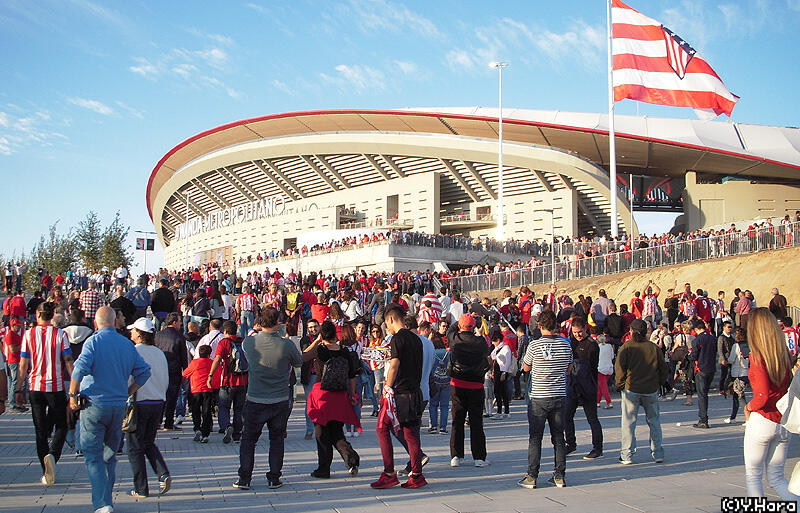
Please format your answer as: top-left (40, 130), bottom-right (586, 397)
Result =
top-left (127, 317), bottom-right (155, 333)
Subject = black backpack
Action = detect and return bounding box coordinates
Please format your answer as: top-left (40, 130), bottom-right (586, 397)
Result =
top-left (320, 355), bottom-right (349, 391)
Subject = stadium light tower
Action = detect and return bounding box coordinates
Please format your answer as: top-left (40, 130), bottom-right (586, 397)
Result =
top-left (490, 61), bottom-right (508, 241)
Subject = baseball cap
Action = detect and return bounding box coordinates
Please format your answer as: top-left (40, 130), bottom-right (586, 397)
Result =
top-left (127, 317), bottom-right (155, 333)
top-left (9, 317), bottom-right (23, 327)
top-left (630, 319), bottom-right (647, 336)
top-left (458, 313), bottom-right (476, 331)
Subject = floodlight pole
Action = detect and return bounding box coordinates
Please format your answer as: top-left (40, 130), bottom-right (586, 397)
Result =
top-left (490, 61), bottom-right (508, 241)
top-left (536, 208), bottom-right (556, 285)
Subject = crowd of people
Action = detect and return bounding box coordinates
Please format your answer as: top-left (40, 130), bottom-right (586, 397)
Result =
top-left (2, 256), bottom-right (800, 511)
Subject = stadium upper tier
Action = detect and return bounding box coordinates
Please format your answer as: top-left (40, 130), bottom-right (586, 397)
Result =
top-left (147, 108), bottom-right (800, 247)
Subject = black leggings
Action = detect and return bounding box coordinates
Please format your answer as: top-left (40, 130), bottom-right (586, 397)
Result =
top-left (314, 421), bottom-right (359, 474)
top-left (493, 369), bottom-right (509, 415)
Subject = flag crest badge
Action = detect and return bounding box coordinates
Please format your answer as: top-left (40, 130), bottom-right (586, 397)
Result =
top-left (661, 26), bottom-right (696, 79)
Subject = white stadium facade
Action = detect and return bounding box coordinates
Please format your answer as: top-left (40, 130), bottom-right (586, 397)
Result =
top-left (147, 107), bottom-right (800, 273)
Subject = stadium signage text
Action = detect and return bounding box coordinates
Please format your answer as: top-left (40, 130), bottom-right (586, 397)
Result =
top-left (174, 196), bottom-right (286, 241)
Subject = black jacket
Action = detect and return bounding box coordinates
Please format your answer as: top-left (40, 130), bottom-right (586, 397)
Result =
top-left (447, 324), bottom-right (491, 384)
top-left (155, 326), bottom-right (189, 376)
top-left (691, 331), bottom-right (718, 375)
top-left (605, 313), bottom-right (624, 339)
top-left (151, 287), bottom-right (177, 314)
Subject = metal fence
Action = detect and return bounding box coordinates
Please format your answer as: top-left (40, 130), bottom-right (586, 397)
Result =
top-left (444, 221), bottom-right (800, 294)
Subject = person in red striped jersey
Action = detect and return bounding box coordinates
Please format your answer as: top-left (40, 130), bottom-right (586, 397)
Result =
top-left (15, 301), bottom-right (74, 486)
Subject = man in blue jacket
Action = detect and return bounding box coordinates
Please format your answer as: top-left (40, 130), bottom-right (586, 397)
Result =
top-left (690, 319), bottom-right (717, 429)
top-left (68, 306), bottom-right (151, 513)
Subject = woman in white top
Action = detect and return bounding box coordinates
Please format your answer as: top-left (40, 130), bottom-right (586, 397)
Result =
top-left (490, 331), bottom-right (512, 417)
top-left (341, 291), bottom-right (363, 321)
top-left (126, 318), bottom-right (171, 497)
top-left (596, 329), bottom-right (615, 409)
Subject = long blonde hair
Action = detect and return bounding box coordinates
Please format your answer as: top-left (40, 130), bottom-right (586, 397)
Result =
top-left (747, 307), bottom-right (790, 385)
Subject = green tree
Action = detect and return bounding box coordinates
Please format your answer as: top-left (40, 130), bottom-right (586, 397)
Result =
top-left (27, 222), bottom-right (78, 289)
top-left (100, 211), bottom-right (132, 271)
top-left (76, 211), bottom-right (103, 273)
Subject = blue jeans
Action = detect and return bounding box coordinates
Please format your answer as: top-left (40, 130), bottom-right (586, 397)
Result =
top-left (239, 311), bottom-right (254, 338)
top-left (6, 362), bottom-right (18, 408)
top-left (238, 400), bottom-right (290, 483)
top-left (620, 390), bottom-right (663, 461)
top-left (66, 421), bottom-right (82, 453)
top-left (429, 384), bottom-right (450, 429)
top-left (360, 364), bottom-right (378, 412)
top-left (346, 374), bottom-right (363, 432)
top-left (303, 374), bottom-right (318, 434)
top-left (219, 385), bottom-right (247, 439)
top-left (527, 397), bottom-right (566, 479)
top-left (80, 403), bottom-right (126, 511)
top-left (176, 381), bottom-right (189, 418)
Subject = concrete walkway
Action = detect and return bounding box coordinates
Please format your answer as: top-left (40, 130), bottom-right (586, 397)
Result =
top-left (0, 393), bottom-right (793, 512)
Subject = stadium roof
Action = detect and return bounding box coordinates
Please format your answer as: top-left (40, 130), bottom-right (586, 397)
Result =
top-left (147, 108), bottom-right (800, 243)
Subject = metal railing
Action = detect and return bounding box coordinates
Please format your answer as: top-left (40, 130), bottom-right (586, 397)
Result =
top-left (440, 213), bottom-right (501, 224)
top-left (444, 221), bottom-right (800, 294)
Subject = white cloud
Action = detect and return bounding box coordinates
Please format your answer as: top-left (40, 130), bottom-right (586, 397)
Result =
top-left (394, 60), bottom-right (418, 75)
top-left (320, 64), bottom-right (386, 93)
top-left (171, 63), bottom-right (198, 79)
top-left (445, 17), bottom-right (605, 74)
top-left (186, 27), bottom-right (234, 46)
top-left (344, 0), bottom-right (441, 39)
top-left (129, 57), bottom-right (159, 79)
top-left (115, 101), bottom-right (144, 119)
top-left (271, 79), bottom-right (294, 96)
top-left (0, 109), bottom-right (67, 156)
top-left (245, 2), bottom-right (267, 14)
top-left (446, 49), bottom-right (476, 71)
top-left (195, 47), bottom-right (228, 69)
top-left (68, 97), bottom-right (114, 116)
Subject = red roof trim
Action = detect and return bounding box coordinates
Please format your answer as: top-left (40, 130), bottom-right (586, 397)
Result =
top-left (146, 109), bottom-right (800, 221)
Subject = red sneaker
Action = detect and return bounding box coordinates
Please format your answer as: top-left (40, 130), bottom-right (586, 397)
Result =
top-left (401, 474), bottom-right (427, 489)
top-left (370, 473), bottom-right (400, 489)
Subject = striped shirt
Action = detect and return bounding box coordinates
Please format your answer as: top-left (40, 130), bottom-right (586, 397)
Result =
top-left (522, 335), bottom-right (572, 399)
top-left (20, 325), bottom-right (72, 392)
top-left (784, 327), bottom-right (799, 357)
top-left (263, 292), bottom-right (282, 309)
top-left (236, 293), bottom-right (257, 312)
top-left (642, 293), bottom-right (659, 318)
top-left (420, 293), bottom-right (443, 315)
top-left (417, 306), bottom-right (439, 325)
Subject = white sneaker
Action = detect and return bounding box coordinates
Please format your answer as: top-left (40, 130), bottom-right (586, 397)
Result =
top-left (43, 453), bottom-right (55, 485)
top-left (474, 459), bottom-right (489, 467)
top-left (450, 456), bottom-right (462, 467)
top-left (723, 418), bottom-right (733, 424)
top-left (94, 507), bottom-right (113, 513)
top-left (175, 415), bottom-right (185, 425)
top-left (353, 431), bottom-right (360, 438)
top-left (345, 431), bottom-right (353, 438)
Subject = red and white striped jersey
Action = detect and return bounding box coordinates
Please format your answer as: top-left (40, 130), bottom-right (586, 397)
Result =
top-left (642, 293), bottom-right (659, 318)
top-left (544, 292), bottom-right (557, 313)
top-left (263, 292), bottom-right (282, 309)
top-left (417, 306), bottom-right (439, 325)
top-left (784, 327), bottom-right (799, 357)
top-left (420, 293), bottom-right (443, 315)
top-left (679, 292), bottom-right (696, 317)
top-left (20, 325), bottom-right (71, 393)
top-left (236, 293), bottom-right (257, 312)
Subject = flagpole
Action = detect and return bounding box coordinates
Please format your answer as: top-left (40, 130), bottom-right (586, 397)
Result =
top-left (607, 0), bottom-right (619, 238)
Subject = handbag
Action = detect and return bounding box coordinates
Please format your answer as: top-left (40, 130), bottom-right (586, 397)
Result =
top-left (121, 393), bottom-right (138, 433)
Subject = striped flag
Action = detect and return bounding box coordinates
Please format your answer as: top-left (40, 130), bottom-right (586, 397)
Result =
top-left (612, 0), bottom-right (739, 118)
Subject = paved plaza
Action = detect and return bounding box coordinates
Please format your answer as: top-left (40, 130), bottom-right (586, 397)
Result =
top-left (0, 393), bottom-right (793, 513)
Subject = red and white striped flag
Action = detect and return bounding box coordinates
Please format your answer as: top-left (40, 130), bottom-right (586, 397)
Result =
top-left (612, 0), bottom-right (739, 119)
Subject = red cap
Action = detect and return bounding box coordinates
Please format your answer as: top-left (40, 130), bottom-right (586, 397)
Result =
top-left (458, 314), bottom-right (476, 331)
top-left (9, 317), bottom-right (23, 327)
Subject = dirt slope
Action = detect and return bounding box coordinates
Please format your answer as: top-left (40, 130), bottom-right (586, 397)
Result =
top-left (483, 245), bottom-right (800, 310)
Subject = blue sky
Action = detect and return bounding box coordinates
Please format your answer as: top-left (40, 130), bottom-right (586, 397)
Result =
top-left (2, 0), bottom-right (799, 274)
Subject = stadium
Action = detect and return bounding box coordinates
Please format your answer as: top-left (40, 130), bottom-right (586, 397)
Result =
top-left (146, 108), bottom-right (800, 273)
